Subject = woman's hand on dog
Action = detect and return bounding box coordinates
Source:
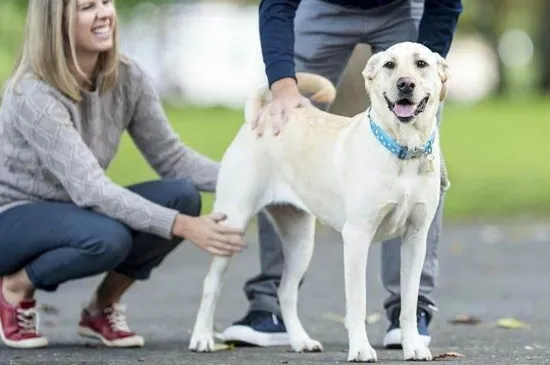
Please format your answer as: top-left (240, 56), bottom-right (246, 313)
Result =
top-left (253, 77), bottom-right (311, 137)
top-left (172, 213), bottom-right (245, 256)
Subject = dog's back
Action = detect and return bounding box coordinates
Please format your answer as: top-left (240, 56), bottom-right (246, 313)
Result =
top-left (238, 72), bottom-right (355, 188)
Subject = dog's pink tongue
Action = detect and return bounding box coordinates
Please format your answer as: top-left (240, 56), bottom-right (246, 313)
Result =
top-left (393, 104), bottom-right (415, 117)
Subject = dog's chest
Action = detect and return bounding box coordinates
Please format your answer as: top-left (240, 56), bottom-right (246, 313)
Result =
top-left (374, 177), bottom-right (433, 241)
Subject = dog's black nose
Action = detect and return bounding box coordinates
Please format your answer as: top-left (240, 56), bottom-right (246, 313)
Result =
top-left (397, 77), bottom-right (415, 94)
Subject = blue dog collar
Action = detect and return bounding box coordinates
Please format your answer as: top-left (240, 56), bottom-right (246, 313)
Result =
top-left (367, 109), bottom-right (435, 160)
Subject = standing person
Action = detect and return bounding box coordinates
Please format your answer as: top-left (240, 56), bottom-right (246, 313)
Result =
top-left (0, 0), bottom-right (244, 349)
top-left (220, 0), bottom-right (462, 349)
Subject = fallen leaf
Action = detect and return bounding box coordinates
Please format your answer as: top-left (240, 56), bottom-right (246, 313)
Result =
top-left (433, 351), bottom-right (466, 360)
top-left (212, 343), bottom-right (235, 352)
top-left (497, 317), bottom-right (528, 329)
top-left (366, 312), bottom-right (381, 324)
top-left (323, 312), bottom-right (345, 324)
top-left (38, 304), bottom-right (60, 315)
top-left (449, 314), bottom-right (482, 325)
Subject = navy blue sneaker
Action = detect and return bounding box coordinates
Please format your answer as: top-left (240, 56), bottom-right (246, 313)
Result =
top-left (382, 308), bottom-right (431, 349)
top-left (217, 310), bottom-right (289, 347)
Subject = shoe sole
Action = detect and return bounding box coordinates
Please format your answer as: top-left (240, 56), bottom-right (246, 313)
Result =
top-left (216, 325), bottom-right (290, 347)
top-left (77, 326), bottom-right (145, 348)
top-left (383, 328), bottom-right (431, 349)
top-left (0, 316), bottom-right (48, 349)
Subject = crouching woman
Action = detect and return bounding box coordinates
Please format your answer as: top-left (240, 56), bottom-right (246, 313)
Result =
top-left (0, 0), bottom-right (243, 349)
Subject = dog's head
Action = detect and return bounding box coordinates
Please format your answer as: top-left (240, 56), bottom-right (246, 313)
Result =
top-left (362, 42), bottom-right (450, 124)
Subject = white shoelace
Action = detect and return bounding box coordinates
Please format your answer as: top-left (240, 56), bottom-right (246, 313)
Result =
top-left (16, 307), bottom-right (38, 333)
top-left (105, 304), bottom-right (131, 333)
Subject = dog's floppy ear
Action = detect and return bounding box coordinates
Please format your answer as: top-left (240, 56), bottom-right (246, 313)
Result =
top-left (362, 52), bottom-right (382, 81)
top-left (435, 53), bottom-right (451, 101)
top-left (362, 52), bottom-right (383, 94)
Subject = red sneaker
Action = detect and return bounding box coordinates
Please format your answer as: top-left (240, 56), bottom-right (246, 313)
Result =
top-left (0, 279), bottom-right (48, 348)
top-left (77, 303), bottom-right (144, 347)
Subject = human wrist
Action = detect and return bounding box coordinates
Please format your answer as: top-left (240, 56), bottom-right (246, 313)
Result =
top-left (271, 77), bottom-right (298, 95)
top-left (172, 214), bottom-right (194, 238)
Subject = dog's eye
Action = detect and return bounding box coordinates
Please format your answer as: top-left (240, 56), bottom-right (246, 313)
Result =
top-left (416, 60), bottom-right (428, 68)
top-left (383, 61), bottom-right (395, 69)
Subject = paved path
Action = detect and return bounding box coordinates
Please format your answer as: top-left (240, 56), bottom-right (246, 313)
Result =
top-left (1, 222), bottom-right (549, 365)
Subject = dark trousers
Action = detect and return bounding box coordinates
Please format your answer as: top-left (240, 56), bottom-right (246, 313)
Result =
top-left (0, 179), bottom-right (201, 292)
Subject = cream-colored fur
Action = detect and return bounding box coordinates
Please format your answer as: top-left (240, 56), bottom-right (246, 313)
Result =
top-left (189, 42), bottom-right (451, 362)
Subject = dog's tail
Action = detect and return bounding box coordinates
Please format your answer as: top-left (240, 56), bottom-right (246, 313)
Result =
top-left (244, 72), bottom-right (337, 124)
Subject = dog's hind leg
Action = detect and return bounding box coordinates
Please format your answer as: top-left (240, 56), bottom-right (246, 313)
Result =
top-left (189, 136), bottom-right (267, 352)
top-left (189, 254), bottom-right (234, 352)
top-left (189, 202), bottom-right (259, 352)
top-left (265, 204), bottom-right (323, 353)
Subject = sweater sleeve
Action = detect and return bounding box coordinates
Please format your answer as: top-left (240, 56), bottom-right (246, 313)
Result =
top-left (417, 0), bottom-right (463, 57)
top-left (259, 0), bottom-right (301, 87)
top-left (127, 69), bottom-right (219, 193)
top-left (14, 90), bottom-right (179, 239)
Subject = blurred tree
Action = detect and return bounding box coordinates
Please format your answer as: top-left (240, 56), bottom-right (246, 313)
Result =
top-left (476, 0), bottom-right (507, 95)
top-left (540, 0), bottom-right (550, 93)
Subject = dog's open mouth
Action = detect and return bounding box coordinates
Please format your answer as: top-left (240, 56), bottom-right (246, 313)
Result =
top-left (384, 94), bottom-right (430, 123)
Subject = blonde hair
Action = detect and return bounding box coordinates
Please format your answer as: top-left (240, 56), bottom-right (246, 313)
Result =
top-left (7, 0), bottom-right (126, 102)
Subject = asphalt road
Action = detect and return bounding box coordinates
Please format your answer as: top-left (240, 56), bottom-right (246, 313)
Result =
top-left (1, 221), bottom-right (549, 365)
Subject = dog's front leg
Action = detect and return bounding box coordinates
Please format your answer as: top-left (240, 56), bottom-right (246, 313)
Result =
top-left (342, 222), bottom-right (377, 363)
top-left (400, 206), bottom-right (433, 361)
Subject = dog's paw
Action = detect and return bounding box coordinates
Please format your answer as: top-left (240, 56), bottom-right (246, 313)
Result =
top-left (403, 342), bottom-right (432, 361)
top-left (347, 344), bottom-right (377, 362)
top-left (189, 331), bottom-right (214, 353)
top-left (290, 337), bottom-right (324, 353)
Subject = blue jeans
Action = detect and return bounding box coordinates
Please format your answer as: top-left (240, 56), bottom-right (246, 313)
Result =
top-left (0, 179), bottom-right (201, 292)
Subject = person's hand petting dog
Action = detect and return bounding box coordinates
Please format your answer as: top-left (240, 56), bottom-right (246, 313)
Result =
top-left (251, 77), bottom-right (311, 137)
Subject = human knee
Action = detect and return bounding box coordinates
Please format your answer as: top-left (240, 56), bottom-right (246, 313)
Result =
top-left (80, 220), bottom-right (133, 265)
top-left (167, 179), bottom-right (202, 217)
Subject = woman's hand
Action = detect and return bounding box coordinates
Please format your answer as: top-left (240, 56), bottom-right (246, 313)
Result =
top-left (172, 213), bottom-right (245, 256)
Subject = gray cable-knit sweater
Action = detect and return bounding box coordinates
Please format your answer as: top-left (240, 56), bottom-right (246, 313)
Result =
top-left (0, 59), bottom-right (220, 240)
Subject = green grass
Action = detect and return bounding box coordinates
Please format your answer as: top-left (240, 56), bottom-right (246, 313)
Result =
top-left (0, 3), bottom-right (23, 86)
top-left (106, 98), bottom-right (550, 222)
top-left (439, 97), bottom-right (550, 220)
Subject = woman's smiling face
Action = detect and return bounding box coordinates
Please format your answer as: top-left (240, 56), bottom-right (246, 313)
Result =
top-left (74, 0), bottom-right (116, 55)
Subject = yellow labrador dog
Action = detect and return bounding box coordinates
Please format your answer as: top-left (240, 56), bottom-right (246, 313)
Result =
top-left (189, 41), bottom-right (450, 362)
